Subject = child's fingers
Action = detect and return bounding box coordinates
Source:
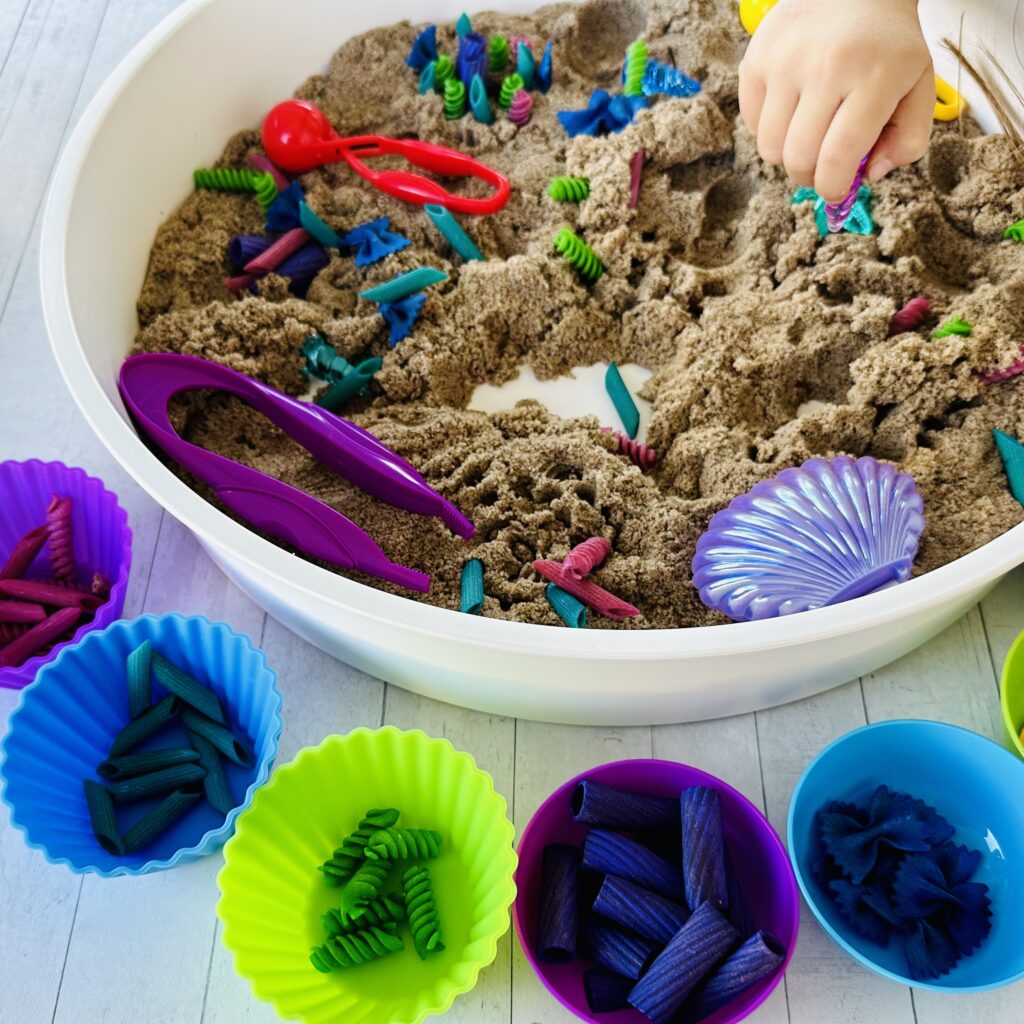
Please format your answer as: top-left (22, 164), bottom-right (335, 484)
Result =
top-left (867, 69), bottom-right (934, 181)
top-left (756, 86), bottom-right (799, 165)
top-left (738, 61), bottom-right (766, 136)
top-left (783, 94), bottom-right (841, 187)
top-left (815, 87), bottom-right (899, 200)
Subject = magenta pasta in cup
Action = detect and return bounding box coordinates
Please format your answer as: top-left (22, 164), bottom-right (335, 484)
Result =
top-left (513, 759), bottom-right (799, 1024)
top-left (0, 460), bottom-right (131, 689)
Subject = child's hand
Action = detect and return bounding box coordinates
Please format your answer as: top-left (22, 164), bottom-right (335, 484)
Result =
top-left (738, 0), bottom-right (934, 201)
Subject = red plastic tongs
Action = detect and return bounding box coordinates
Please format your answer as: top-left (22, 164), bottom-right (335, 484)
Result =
top-left (261, 99), bottom-right (511, 216)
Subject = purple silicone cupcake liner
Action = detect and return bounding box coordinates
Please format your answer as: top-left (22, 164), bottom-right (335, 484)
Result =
top-left (0, 460), bottom-right (132, 690)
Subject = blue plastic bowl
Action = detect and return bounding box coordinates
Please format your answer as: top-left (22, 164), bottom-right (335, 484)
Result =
top-left (1, 614), bottom-right (282, 876)
top-left (788, 719), bottom-right (1024, 991)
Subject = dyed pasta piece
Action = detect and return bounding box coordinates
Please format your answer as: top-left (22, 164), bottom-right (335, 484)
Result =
top-left (932, 316), bottom-right (972, 339)
top-left (584, 968), bottom-right (633, 1013)
top-left (433, 54), bottom-right (455, 92)
top-left (364, 827), bottom-right (443, 861)
top-left (403, 864), bottom-right (445, 959)
top-left (582, 918), bottom-right (658, 980)
top-left (108, 693), bottom-right (179, 757)
top-left (341, 859), bottom-right (392, 918)
top-left (337, 217), bottom-right (410, 267)
top-left (508, 90), bottom-right (533, 127)
top-left (468, 74), bottom-right (494, 126)
top-left (888, 296), bottom-right (931, 337)
top-left (126, 640), bottom-right (152, 719)
top-left (98, 748), bottom-right (201, 781)
top-left (406, 25), bottom-right (437, 70)
top-left (561, 537), bottom-right (611, 581)
top-left (46, 495), bottom-right (76, 582)
top-left (0, 525), bottom-right (47, 580)
top-left (582, 828), bottom-right (682, 900)
top-left (456, 32), bottom-right (487, 87)
top-left (622, 39), bottom-right (648, 97)
top-left (246, 152), bottom-right (289, 192)
top-left (180, 707), bottom-right (252, 767)
top-left (594, 874), bottom-right (690, 945)
top-left (151, 652), bottom-right (226, 724)
top-left (456, 11), bottom-right (472, 37)
top-left (499, 72), bottom-right (524, 109)
top-left (0, 606), bottom-right (82, 669)
top-left (489, 34), bottom-right (510, 72)
top-left (572, 778), bottom-right (679, 829)
top-left (0, 579), bottom-right (99, 608)
top-left (533, 560), bottom-right (640, 620)
top-left (0, 601), bottom-right (46, 624)
top-left (360, 267), bottom-right (448, 304)
top-left (83, 779), bottom-right (124, 856)
top-left (629, 149), bottom-right (645, 209)
top-left (106, 763), bottom-right (207, 803)
top-left (627, 902), bottom-right (740, 1024)
top-left (380, 292), bottom-right (429, 347)
top-left (121, 789), bottom-right (203, 854)
top-left (681, 787), bottom-right (728, 912)
top-left (322, 894), bottom-right (405, 936)
top-left (641, 60), bottom-right (701, 99)
top-left (243, 227), bottom-right (311, 275)
top-left (460, 559), bottom-right (485, 614)
top-left (546, 584), bottom-right (587, 628)
top-left (537, 40), bottom-right (553, 93)
top-left (425, 203), bottom-right (484, 261)
top-left (443, 78), bottom-right (467, 120)
top-left (605, 362), bottom-right (640, 439)
top-left (299, 201), bottom-right (343, 249)
top-left (313, 926), bottom-right (404, 972)
top-left (516, 41), bottom-right (536, 90)
top-left (536, 844), bottom-right (581, 963)
top-left (418, 62), bottom-right (436, 94)
top-left (319, 807), bottom-right (401, 884)
top-left (725, 846), bottom-right (758, 939)
top-left (553, 228), bottom-right (605, 284)
top-left (188, 731), bottom-right (235, 816)
top-left (548, 176), bottom-right (591, 202)
top-left (685, 930), bottom-right (785, 1020)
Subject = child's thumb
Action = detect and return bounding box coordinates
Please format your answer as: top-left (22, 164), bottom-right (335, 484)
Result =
top-left (868, 70), bottom-right (935, 182)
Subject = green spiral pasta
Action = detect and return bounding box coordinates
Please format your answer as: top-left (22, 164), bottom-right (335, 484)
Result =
top-left (623, 39), bottom-right (648, 97)
top-left (499, 72), bottom-right (524, 109)
top-left (340, 859), bottom-right (392, 918)
top-left (553, 228), bottom-right (605, 284)
top-left (319, 808), bottom-right (400, 884)
top-left (193, 167), bottom-right (278, 211)
top-left (252, 172), bottom-right (278, 211)
top-left (309, 925), bottom-right (405, 972)
top-left (403, 864), bottom-right (445, 959)
top-left (322, 893), bottom-right (406, 936)
top-left (443, 78), bottom-right (467, 120)
top-left (433, 54), bottom-right (455, 92)
top-left (365, 827), bottom-right (444, 861)
top-left (548, 176), bottom-right (591, 202)
top-left (489, 34), bottom-right (510, 71)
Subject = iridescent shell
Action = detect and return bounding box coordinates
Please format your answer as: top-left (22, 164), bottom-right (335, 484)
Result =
top-left (692, 455), bottom-right (924, 621)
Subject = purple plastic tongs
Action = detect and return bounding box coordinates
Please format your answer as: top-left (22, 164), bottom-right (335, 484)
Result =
top-left (118, 352), bottom-right (474, 593)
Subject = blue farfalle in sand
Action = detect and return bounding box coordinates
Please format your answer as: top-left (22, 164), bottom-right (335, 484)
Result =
top-left (265, 181), bottom-right (304, 232)
top-left (894, 844), bottom-right (991, 960)
top-left (557, 89), bottom-right (647, 137)
top-left (339, 217), bottom-right (411, 267)
top-left (379, 292), bottom-right (427, 347)
top-left (819, 786), bottom-right (954, 885)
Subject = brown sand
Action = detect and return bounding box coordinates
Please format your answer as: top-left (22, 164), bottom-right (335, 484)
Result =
top-left (133, 0), bottom-right (1024, 628)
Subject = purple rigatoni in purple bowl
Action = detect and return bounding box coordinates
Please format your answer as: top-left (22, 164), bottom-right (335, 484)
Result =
top-left (512, 759), bottom-right (799, 1024)
top-left (0, 461), bottom-right (131, 690)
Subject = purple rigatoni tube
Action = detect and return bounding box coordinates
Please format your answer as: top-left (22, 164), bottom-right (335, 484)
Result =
top-left (536, 844), bottom-right (581, 963)
top-left (593, 874), bottom-right (690, 945)
top-left (275, 242), bottom-right (330, 282)
top-left (627, 902), bottom-right (740, 1024)
top-left (572, 779), bottom-right (679, 830)
top-left (583, 828), bottom-right (682, 900)
top-left (581, 918), bottom-right (659, 979)
top-left (584, 968), bottom-right (634, 1013)
top-left (725, 846), bottom-right (757, 938)
top-left (228, 234), bottom-right (273, 269)
top-left (684, 930), bottom-right (786, 1021)
top-left (681, 787), bottom-right (728, 911)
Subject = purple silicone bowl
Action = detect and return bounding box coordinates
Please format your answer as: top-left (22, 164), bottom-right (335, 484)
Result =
top-left (512, 759), bottom-right (800, 1024)
top-left (0, 460), bottom-right (131, 690)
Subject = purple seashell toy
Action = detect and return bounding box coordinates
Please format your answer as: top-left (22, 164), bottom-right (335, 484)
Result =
top-left (692, 455), bottom-right (924, 621)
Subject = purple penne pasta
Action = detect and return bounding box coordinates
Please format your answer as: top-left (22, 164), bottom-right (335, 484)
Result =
top-left (681, 787), bottom-right (728, 912)
top-left (725, 845), bottom-right (757, 939)
top-left (572, 778), bottom-right (679, 830)
top-left (244, 227), bottom-right (310, 275)
top-left (228, 234), bottom-right (274, 269)
top-left (627, 902), bottom-right (740, 1024)
top-left (537, 843), bottom-right (581, 963)
top-left (581, 918), bottom-right (659, 980)
top-left (274, 241), bottom-right (330, 282)
top-left (593, 874), bottom-right (690, 945)
top-left (0, 601), bottom-right (46, 624)
top-left (583, 829), bottom-right (682, 900)
top-left (584, 967), bottom-right (634, 1013)
top-left (0, 525), bottom-right (47, 580)
top-left (684, 930), bottom-right (786, 1021)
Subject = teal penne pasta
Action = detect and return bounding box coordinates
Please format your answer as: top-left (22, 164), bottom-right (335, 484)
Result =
top-left (126, 640), bottom-right (153, 719)
top-left (151, 652), bottom-right (226, 724)
top-left (122, 789), bottom-right (203, 854)
top-left (180, 707), bottom-right (252, 767)
top-left (106, 763), bottom-right (207, 803)
top-left (188, 731), bottom-right (235, 816)
top-left (97, 748), bottom-right (201, 781)
top-left (83, 779), bottom-right (124, 856)
top-left (108, 693), bottom-right (180, 757)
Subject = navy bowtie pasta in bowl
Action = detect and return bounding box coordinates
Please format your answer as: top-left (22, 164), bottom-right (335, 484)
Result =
top-left (0, 613), bottom-right (282, 875)
top-left (513, 759), bottom-right (799, 1024)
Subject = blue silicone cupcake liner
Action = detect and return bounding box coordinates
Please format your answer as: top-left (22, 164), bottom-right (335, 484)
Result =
top-left (0, 459), bottom-right (132, 690)
top-left (0, 613), bottom-right (282, 876)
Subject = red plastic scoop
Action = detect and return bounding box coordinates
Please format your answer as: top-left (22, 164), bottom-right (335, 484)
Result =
top-left (261, 99), bottom-right (511, 216)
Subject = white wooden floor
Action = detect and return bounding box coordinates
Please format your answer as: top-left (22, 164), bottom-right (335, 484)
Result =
top-left (0, 2), bottom-right (1022, 1022)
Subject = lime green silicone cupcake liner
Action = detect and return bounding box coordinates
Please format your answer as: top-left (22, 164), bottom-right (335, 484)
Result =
top-left (1000, 628), bottom-right (1024, 759)
top-left (216, 726), bottom-right (517, 1024)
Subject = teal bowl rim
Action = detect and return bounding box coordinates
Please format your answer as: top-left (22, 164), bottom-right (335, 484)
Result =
top-left (0, 612), bottom-right (283, 877)
top-left (786, 718), bottom-right (1024, 992)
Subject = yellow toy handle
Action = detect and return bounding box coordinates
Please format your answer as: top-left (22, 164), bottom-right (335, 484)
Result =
top-left (739, 0), bottom-right (778, 34)
top-left (934, 75), bottom-right (967, 121)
